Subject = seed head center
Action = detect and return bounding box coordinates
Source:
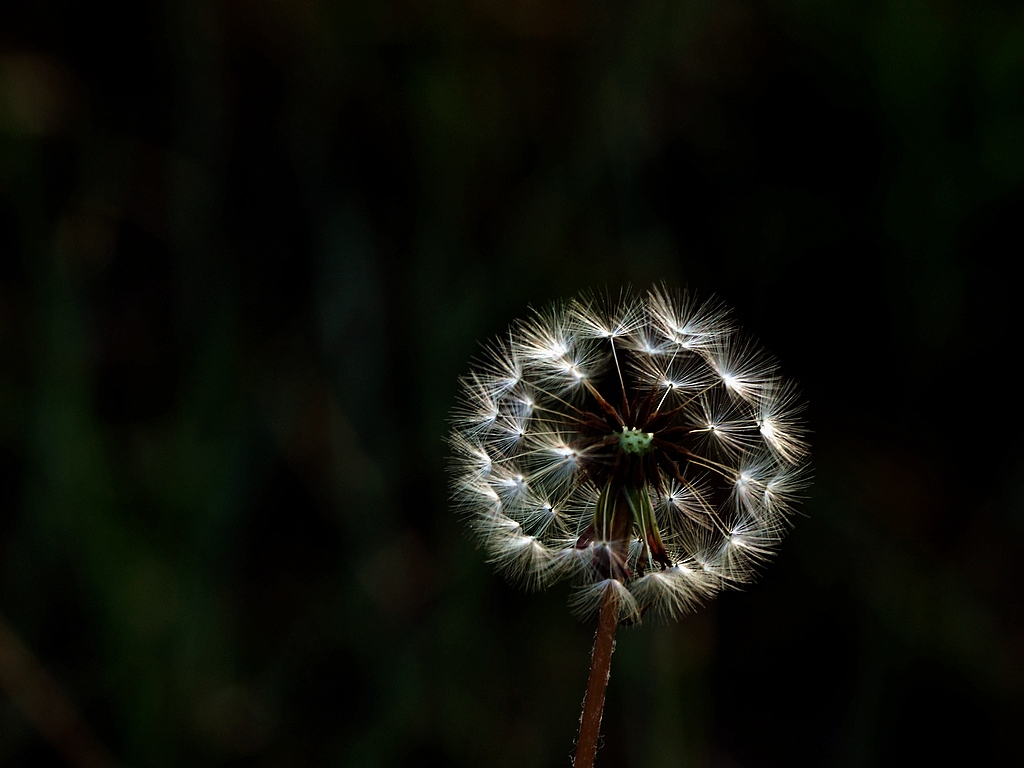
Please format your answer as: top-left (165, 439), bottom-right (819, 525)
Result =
top-left (619, 426), bottom-right (655, 455)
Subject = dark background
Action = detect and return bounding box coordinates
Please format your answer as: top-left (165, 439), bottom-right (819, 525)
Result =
top-left (1, 1), bottom-right (1022, 766)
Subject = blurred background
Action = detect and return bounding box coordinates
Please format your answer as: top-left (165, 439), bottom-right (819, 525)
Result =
top-left (1, 1), bottom-right (1022, 766)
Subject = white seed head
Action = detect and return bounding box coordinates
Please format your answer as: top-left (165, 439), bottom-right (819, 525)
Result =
top-left (449, 287), bottom-right (810, 623)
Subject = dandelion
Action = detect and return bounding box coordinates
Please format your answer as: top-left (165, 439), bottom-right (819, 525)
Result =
top-left (449, 286), bottom-right (809, 767)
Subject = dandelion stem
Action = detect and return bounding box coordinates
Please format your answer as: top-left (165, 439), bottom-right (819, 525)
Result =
top-left (573, 589), bottom-right (619, 768)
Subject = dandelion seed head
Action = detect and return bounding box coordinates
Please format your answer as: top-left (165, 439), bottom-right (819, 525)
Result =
top-left (449, 287), bottom-right (810, 622)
